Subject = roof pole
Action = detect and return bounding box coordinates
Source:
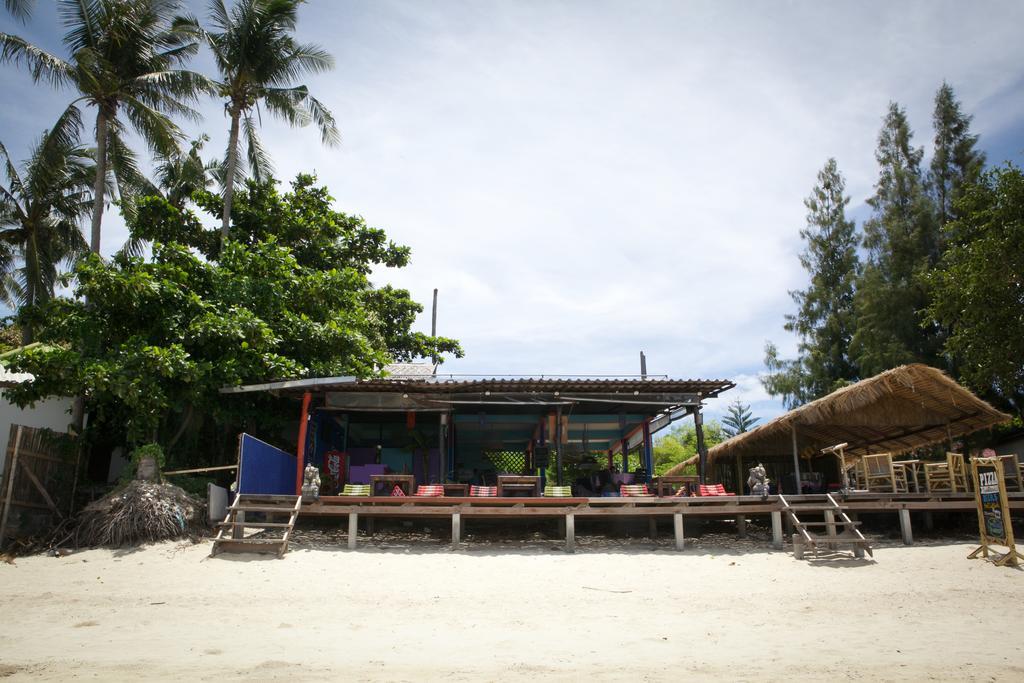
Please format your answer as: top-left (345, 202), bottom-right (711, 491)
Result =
top-left (555, 405), bottom-right (563, 486)
top-left (791, 423), bottom-right (802, 495)
top-left (694, 407), bottom-right (707, 484)
top-left (295, 391), bottom-right (312, 495)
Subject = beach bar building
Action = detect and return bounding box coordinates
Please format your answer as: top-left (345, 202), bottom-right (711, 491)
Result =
top-left (222, 365), bottom-right (735, 495)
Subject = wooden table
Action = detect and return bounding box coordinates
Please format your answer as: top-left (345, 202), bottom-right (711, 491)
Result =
top-left (651, 475), bottom-right (699, 497)
top-left (370, 474), bottom-right (415, 496)
top-left (442, 483), bottom-right (468, 497)
top-left (893, 460), bottom-right (922, 493)
top-left (497, 475), bottom-right (541, 497)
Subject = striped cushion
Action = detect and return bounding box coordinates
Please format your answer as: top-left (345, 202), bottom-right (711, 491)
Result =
top-left (620, 484), bottom-right (653, 497)
top-left (341, 484), bottom-right (371, 496)
top-left (470, 485), bottom-right (497, 497)
top-left (544, 485), bottom-right (572, 497)
top-left (698, 484), bottom-right (735, 496)
top-left (414, 485), bottom-right (445, 497)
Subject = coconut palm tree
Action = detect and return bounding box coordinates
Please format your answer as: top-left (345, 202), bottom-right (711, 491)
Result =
top-left (150, 134), bottom-right (218, 210)
top-left (0, 0), bottom-right (210, 255)
top-left (0, 111), bottom-right (94, 344)
top-left (204, 0), bottom-right (339, 241)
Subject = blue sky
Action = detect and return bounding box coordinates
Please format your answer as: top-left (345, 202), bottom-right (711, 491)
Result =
top-left (2, 1), bottom-right (1023, 422)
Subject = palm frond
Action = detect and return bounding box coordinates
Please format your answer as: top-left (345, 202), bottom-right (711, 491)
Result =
top-left (4, 0), bottom-right (35, 22)
top-left (243, 113), bottom-right (273, 182)
top-left (0, 32), bottom-right (74, 88)
top-left (121, 94), bottom-right (185, 156)
top-left (58, 0), bottom-right (104, 53)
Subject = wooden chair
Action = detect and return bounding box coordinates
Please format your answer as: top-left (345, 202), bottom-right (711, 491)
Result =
top-left (862, 453), bottom-right (908, 493)
top-left (997, 454), bottom-right (1022, 492)
top-left (924, 452), bottom-right (968, 493)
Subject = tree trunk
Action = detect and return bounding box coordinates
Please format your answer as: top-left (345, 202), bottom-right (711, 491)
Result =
top-left (89, 107), bottom-right (109, 255)
top-left (221, 108), bottom-right (241, 241)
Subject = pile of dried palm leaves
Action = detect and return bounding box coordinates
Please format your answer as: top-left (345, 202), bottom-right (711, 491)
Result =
top-left (73, 481), bottom-right (207, 547)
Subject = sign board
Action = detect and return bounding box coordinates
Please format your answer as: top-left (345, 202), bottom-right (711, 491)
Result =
top-left (968, 457), bottom-right (1023, 567)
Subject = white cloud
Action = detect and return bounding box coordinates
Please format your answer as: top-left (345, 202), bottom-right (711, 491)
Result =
top-left (3, 0), bottom-right (1024, 415)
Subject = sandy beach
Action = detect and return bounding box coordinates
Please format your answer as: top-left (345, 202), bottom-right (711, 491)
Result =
top-left (1, 528), bottom-right (1022, 682)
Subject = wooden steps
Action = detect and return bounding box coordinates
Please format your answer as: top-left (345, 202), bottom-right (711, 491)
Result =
top-left (210, 494), bottom-right (301, 558)
top-left (780, 493), bottom-right (873, 560)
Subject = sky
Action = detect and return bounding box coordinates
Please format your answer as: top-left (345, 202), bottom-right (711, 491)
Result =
top-left (2, 0), bottom-right (1023, 423)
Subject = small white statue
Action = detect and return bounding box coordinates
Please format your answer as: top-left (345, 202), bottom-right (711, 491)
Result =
top-left (301, 463), bottom-right (321, 501)
top-left (747, 463), bottom-right (770, 496)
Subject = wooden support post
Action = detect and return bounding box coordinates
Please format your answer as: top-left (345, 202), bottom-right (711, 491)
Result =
top-left (771, 511), bottom-right (783, 549)
top-left (232, 510), bottom-right (245, 539)
top-left (451, 512), bottom-right (461, 547)
top-left (347, 512), bottom-right (358, 550)
top-left (790, 424), bottom-right (802, 495)
top-left (736, 514), bottom-right (747, 539)
top-left (824, 509), bottom-right (837, 550)
top-left (294, 391), bottom-right (312, 495)
top-left (565, 512), bottom-right (575, 553)
top-left (673, 513), bottom-right (685, 551)
top-left (694, 408), bottom-right (707, 484)
top-left (648, 517), bottom-right (657, 540)
top-left (899, 508), bottom-right (913, 545)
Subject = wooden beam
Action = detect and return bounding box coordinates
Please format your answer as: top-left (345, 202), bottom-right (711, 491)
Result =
top-left (0, 426), bottom-right (23, 544)
top-left (294, 391), bottom-right (313, 495)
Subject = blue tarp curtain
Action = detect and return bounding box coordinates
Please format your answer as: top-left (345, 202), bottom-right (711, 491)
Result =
top-left (237, 433), bottom-right (295, 495)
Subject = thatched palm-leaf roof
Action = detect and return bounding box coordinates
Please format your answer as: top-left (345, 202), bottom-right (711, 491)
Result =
top-left (706, 364), bottom-right (1011, 465)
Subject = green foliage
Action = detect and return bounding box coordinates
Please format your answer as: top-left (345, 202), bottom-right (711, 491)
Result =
top-left (6, 174), bottom-right (462, 462)
top-left (926, 164), bottom-right (1024, 415)
top-left (763, 158), bottom-right (860, 407)
top-left (722, 400), bottom-right (758, 437)
top-left (653, 420), bottom-right (727, 476)
top-left (130, 443), bottom-right (166, 468)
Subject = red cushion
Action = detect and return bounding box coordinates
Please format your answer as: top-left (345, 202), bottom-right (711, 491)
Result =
top-left (391, 485), bottom-right (406, 497)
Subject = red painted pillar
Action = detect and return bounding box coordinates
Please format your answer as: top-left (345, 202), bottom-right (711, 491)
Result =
top-left (295, 391), bottom-right (312, 495)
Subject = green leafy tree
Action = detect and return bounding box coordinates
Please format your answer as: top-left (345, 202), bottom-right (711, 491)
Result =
top-left (851, 102), bottom-right (942, 375)
top-left (927, 164), bottom-right (1024, 417)
top-left (202, 0), bottom-right (340, 240)
top-left (763, 158), bottom-right (860, 407)
top-left (0, 114), bottom-right (94, 343)
top-left (653, 420), bottom-right (727, 476)
top-left (930, 82), bottom-right (986, 227)
top-left (7, 173), bottom-right (461, 461)
top-left (722, 400), bottom-right (758, 437)
top-left (0, 0), bottom-right (210, 253)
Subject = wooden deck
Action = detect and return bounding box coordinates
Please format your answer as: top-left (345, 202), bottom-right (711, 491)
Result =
top-left (297, 492), bottom-right (1024, 554)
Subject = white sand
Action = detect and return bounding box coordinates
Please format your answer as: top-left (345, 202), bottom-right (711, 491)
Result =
top-left (1, 537), bottom-right (1022, 681)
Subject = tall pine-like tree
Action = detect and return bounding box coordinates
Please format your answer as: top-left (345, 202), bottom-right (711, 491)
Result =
top-left (930, 82), bottom-right (986, 227)
top-left (763, 158), bottom-right (860, 408)
top-left (851, 102), bottom-right (941, 375)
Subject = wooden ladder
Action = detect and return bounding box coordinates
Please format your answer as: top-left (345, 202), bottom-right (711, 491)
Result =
top-left (779, 493), bottom-right (873, 560)
top-left (210, 494), bottom-right (302, 558)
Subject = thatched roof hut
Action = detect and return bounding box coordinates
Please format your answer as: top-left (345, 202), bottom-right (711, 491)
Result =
top-left (706, 364), bottom-right (1011, 467)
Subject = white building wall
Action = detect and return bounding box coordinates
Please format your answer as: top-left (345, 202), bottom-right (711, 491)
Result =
top-left (0, 394), bottom-right (75, 474)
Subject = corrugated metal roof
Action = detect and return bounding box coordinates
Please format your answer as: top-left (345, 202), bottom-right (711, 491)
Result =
top-left (221, 374), bottom-right (734, 397)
